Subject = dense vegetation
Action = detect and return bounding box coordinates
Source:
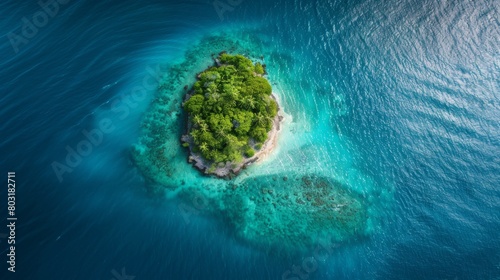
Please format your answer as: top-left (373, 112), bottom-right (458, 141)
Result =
top-left (183, 54), bottom-right (278, 164)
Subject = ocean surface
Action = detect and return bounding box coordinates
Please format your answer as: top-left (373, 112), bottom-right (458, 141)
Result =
top-left (0, 0), bottom-right (499, 279)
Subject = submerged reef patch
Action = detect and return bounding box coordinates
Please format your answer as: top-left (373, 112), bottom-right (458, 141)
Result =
top-left (131, 29), bottom-right (371, 254)
top-left (218, 174), bottom-right (368, 253)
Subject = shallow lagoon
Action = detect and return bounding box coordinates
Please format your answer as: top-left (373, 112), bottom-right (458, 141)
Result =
top-left (131, 28), bottom-right (388, 255)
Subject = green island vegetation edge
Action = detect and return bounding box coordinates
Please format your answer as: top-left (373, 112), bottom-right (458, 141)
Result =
top-left (181, 53), bottom-right (282, 178)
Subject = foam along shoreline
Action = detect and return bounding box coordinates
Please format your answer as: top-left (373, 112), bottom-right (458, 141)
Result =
top-left (184, 93), bottom-right (284, 178)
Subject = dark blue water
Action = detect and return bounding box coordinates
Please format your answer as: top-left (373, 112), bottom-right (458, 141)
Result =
top-left (1, 0), bottom-right (499, 279)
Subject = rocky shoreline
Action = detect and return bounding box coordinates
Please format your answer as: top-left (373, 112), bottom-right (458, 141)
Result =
top-left (182, 93), bottom-right (284, 178)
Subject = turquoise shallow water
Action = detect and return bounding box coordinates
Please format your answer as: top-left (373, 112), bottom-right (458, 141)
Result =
top-left (0, 0), bottom-right (499, 279)
top-left (129, 28), bottom-right (386, 254)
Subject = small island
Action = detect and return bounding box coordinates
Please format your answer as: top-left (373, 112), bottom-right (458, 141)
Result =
top-left (181, 53), bottom-right (283, 177)
top-left (129, 35), bottom-right (369, 253)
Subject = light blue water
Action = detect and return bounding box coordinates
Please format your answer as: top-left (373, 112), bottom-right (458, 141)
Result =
top-left (0, 0), bottom-right (499, 279)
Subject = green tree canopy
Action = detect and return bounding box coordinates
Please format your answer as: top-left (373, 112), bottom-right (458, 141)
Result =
top-left (183, 54), bottom-right (278, 164)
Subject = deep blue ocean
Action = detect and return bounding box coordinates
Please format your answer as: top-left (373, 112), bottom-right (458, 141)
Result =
top-left (1, 0), bottom-right (499, 279)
